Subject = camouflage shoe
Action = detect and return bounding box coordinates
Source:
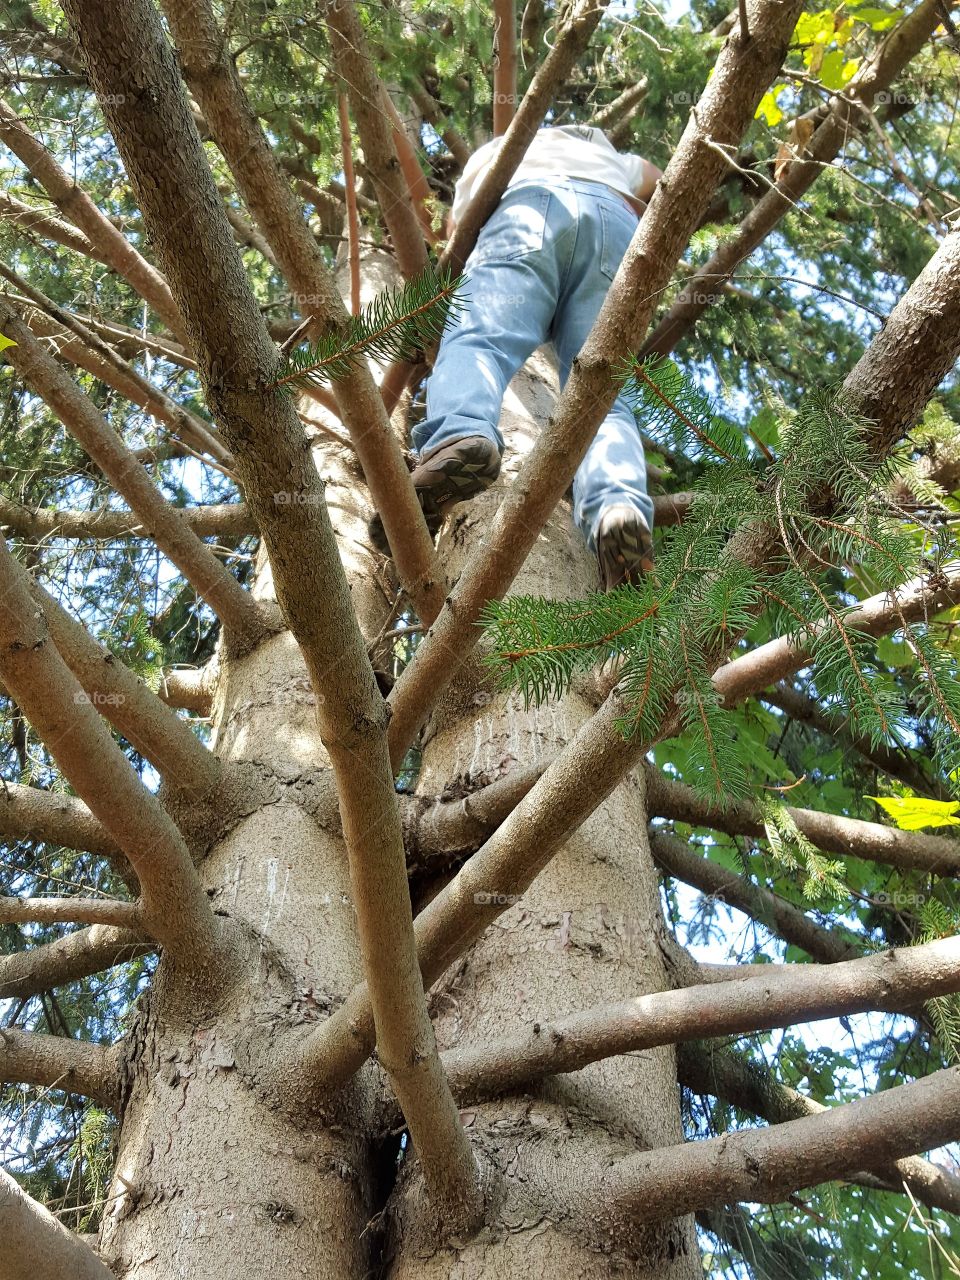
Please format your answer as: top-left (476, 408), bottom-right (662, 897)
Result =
top-left (369, 435), bottom-right (502, 555)
top-left (596, 504), bottom-right (655, 591)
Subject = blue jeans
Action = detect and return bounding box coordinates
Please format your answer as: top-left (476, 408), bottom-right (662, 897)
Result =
top-left (412, 177), bottom-right (652, 550)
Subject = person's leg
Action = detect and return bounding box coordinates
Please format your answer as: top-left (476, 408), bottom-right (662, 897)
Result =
top-left (413, 184), bottom-right (561, 462)
top-left (549, 181), bottom-right (653, 577)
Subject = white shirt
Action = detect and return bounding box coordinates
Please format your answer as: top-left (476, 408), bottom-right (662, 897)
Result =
top-left (450, 124), bottom-right (654, 224)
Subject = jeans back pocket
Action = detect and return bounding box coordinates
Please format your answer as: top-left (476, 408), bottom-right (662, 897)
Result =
top-left (470, 186), bottom-right (551, 265)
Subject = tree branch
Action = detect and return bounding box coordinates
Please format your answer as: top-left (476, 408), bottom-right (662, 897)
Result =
top-left (0, 303), bottom-right (272, 653)
top-left (3, 264), bottom-right (230, 466)
top-left (590, 1065), bottom-right (960, 1226)
top-left (0, 96), bottom-right (186, 342)
top-left (493, 0), bottom-right (518, 136)
top-left (325, 0), bottom-right (430, 279)
top-left (0, 495), bottom-right (253, 544)
top-left (678, 1041), bottom-right (960, 1217)
top-left (0, 188), bottom-right (99, 259)
top-left (0, 1027), bottom-right (119, 1107)
top-left (0, 925), bottom-right (153, 1003)
top-left (644, 0), bottom-right (947, 356)
top-left (68, 0), bottom-right (480, 1227)
top-left (650, 830), bottom-right (864, 963)
top-left (24, 571), bottom-right (221, 799)
top-left (0, 539), bottom-right (226, 970)
top-left (0, 1165), bottom-right (117, 1280)
top-left (159, 0), bottom-right (444, 622)
top-left (0, 782), bottom-right (122, 862)
top-left (433, 937), bottom-right (960, 1103)
top-left (0, 897), bottom-right (141, 928)
top-left (645, 767), bottom-right (960, 877)
top-left (158, 665), bottom-right (215, 716)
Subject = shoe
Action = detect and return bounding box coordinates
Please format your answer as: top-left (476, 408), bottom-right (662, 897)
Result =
top-left (596, 504), bottom-right (654, 591)
top-left (369, 435), bottom-right (502, 555)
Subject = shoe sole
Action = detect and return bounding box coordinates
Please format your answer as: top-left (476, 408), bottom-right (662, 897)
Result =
top-left (598, 517), bottom-right (655, 590)
top-left (369, 437), bottom-right (501, 555)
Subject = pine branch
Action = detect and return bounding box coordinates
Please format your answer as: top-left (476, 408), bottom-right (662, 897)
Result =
top-left (271, 268), bottom-right (465, 391)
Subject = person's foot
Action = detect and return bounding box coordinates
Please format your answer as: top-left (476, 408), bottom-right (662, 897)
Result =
top-left (369, 435), bottom-right (502, 555)
top-left (596, 504), bottom-right (654, 590)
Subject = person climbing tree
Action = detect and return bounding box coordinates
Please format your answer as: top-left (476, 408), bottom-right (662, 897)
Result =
top-left (374, 124), bottom-right (662, 589)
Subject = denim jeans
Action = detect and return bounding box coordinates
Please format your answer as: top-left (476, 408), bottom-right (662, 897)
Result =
top-left (412, 176), bottom-right (652, 550)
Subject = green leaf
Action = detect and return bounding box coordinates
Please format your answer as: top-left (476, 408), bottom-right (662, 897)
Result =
top-left (819, 49), bottom-right (859, 89)
top-left (0, 333), bottom-right (17, 353)
top-left (868, 795), bottom-right (960, 830)
top-left (854, 6), bottom-right (902, 29)
top-left (756, 86), bottom-right (786, 127)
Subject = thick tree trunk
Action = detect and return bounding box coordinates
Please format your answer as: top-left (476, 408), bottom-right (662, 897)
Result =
top-left (385, 353), bottom-right (701, 1276)
top-left (95, 284), bottom-right (698, 1275)
top-left (96, 425), bottom-right (389, 1279)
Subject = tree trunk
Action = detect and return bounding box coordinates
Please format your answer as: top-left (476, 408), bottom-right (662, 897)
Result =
top-left (385, 351), bottom-right (701, 1276)
top-left (95, 290), bottom-right (698, 1276)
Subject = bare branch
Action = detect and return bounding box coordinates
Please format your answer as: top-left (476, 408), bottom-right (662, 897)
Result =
top-left (0, 1165), bottom-right (117, 1280)
top-left (0, 188), bottom-right (98, 258)
top-left (0, 1027), bottom-right (119, 1107)
top-left (646, 767), bottom-right (960, 877)
top-left (0, 303), bottom-right (272, 653)
top-left (0, 539), bottom-right (225, 969)
top-left (493, 0), bottom-right (518, 136)
top-left (435, 937), bottom-right (960, 1103)
top-left (338, 94), bottom-right (362, 315)
top-left (0, 496), bottom-right (253, 543)
top-left (25, 571), bottom-right (221, 799)
top-left (3, 264), bottom-right (230, 466)
top-left (678, 1042), bottom-right (960, 1217)
top-left (158, 666), bottom-right (215, 715)
top-left (0, 897), bottom-right (140, 928)
top-left (0, 782), bottom-right (121, 862)
top-left (0, 97), bottom-right (186, 342)
top-left (406, 75), bottom-right (471, 170)
top-left (325, 0), bottom-right (430, 279)
top-left (380, 86), bottom-right (440, 245)
top-left (0, 925), bottom-right (152, 1003)
top-left (589, 1066), bottom-right (960, 1226)
top-left (67, 0), bottom-right (480, 1226)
